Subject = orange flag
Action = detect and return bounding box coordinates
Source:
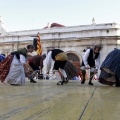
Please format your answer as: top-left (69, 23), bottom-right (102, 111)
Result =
top-left (37, 32), bottom-right (42, 55)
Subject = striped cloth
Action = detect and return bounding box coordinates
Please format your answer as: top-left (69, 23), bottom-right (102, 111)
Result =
top-left (37, 33), bottom-right (42, 55)
top-left (99, 49), bottom-right (120, 85)
top-left (99, 70), bottom-right (116, 85)
top-left (64, 61), bottom-right (78, 79)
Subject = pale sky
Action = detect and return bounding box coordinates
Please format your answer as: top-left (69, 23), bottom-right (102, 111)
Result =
top-left (0, 0), bottom-right (120, 32)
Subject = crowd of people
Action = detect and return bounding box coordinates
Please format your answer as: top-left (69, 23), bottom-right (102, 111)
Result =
top-left (0, 44), bottom-right (120, 87)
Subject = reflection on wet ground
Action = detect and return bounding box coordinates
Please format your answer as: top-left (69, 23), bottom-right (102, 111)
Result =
top-left (0, 80), bottom-right (119, 120)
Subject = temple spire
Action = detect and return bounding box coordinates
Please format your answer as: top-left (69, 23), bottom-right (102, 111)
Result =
top-left (92, 17), bottom-right (96, 25)
top-left (0, 16), bottom-right (6, 33)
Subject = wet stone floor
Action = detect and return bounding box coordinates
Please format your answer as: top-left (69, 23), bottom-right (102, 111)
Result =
top-left (0, 79), bottom-right (120, 120)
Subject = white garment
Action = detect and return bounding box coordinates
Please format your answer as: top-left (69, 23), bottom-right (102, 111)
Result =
top-left (83, 49), bottom-right (90, 66)
top-left (20, 54), bottom-right (26, 64)
top-left (81, 66), bottom-right (96, 73)
top-left (55, 71), bottom-right (62, 81)
top-left (59, 68), bottom-right (67, 78)
top-left (46, 51), bottom-right (53, 72)
top-left (6, 55), bottom-right (25, 85)
top-left (26, 52), bottom-right (35, 61)
top-left (82, 49), bottom-right (100, 69)
top-left (46, 51), bottom-right (67, 80)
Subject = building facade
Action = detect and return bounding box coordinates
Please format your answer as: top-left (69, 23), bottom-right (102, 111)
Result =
top-left (0, 22), bottom-right (120, 69)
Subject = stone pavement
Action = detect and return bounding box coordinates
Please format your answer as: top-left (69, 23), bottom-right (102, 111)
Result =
top-left (0, 79), bottom-right (120, 120)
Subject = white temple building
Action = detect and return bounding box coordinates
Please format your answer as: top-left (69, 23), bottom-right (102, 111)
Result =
top-left (0, 17), bottom-right (120, 69)
top-left (0, 16), bottom-right (6, 34)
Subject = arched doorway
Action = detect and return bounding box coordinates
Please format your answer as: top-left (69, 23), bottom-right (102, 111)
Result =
top-left (66, 53), bottom-right (81, 70)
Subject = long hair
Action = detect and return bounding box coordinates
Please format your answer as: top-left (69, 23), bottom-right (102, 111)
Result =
top-left (94, 44), bottom-right (102, 51)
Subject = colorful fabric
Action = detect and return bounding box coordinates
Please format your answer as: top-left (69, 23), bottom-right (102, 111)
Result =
top-left (53, 52), bottom-right (67, 70)
top-left (37, 33), bottom-right (42, 55)
top-left (64, 61), bottom-right (78, 79)
top-left (99, 70), bottom-right (115, 85)
top-left (0, 55), bottom-right (13, 82)
top-left (55, 52), bottom-right (67, 61)
top-left (46, 50), bottom-right (67, 71)
top-left (99, 49), bottom-right (120, 85)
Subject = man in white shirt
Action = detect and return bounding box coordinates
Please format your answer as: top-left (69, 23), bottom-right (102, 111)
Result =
top-left (81, 45), bottom-right (102, 85)
top-left (46, 49), bottom-right (68, 85)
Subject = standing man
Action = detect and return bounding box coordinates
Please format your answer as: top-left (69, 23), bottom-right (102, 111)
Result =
top-left (81, 45), bottom-right (102, 85)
